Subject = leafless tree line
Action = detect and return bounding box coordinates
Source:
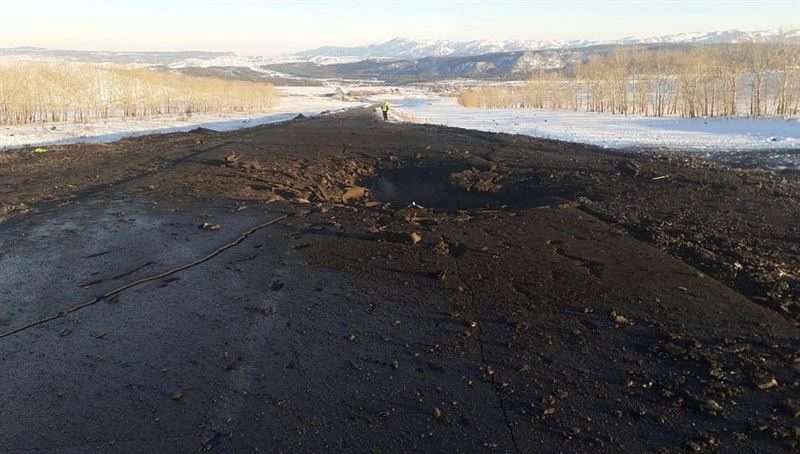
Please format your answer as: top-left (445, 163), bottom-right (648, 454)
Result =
top-left (459, 42), bottom-right (800, 118)
top-left (0, 62), bottom-right (281, 125)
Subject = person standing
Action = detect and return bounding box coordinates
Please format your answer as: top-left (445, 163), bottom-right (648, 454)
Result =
top-left (381, 101), bottom-right (390, 121)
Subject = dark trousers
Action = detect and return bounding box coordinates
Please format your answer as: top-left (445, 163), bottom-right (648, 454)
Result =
top-left (382, 111), bottom-right (388, 121)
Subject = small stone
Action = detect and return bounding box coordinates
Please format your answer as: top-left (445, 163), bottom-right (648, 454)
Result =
top-left (705, 399), bottom-right (723, 413)
top-left (342, 186), bottom-right (368, 203)
top-left (410, 232), bottom-right (422, 245)
top-left (756, 377), bottom-right (778, 390)
top-left (433, 407), bottom-right (443, 419)
top-left (612, 312), bottom-right (629, 326)
top-left (200, 222), bottom-right (221, 231)
top-left (171, 390), bottom-right (183, 401)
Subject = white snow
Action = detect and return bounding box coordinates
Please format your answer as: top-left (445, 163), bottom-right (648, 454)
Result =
top-left (0, 87), bottom-right (367, 151)
top-left (392, 97), bottom-right (800, 154)
top-left (3, 87), bottom-right (798, 170)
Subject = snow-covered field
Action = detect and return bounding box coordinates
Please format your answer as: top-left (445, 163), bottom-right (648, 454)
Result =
top-left (0, 87), bottom-right (367, 151)
top-left (391, 97), bottom-right (800, 169)
top-left (3, 86), bottom-right (798, 170)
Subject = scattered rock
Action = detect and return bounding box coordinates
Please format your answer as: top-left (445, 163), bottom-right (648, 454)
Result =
top-left (756, 376), bottom-right (779, 390)
top-left (612, 312), bottom-right (629, 326)
top-left (686, 440), bottom-right (702, 452)
top-left (434, 240), bottom-right (450, 256)
top-left (342, 186), bottom-right (368, 203)
top-left (170, 390), bottom-right (183, 401)
top-left (705, 399), bottom-right (723, 414)
top-left (225, 153), bottom-right (241, 165)
top-left (200, 222), bottom-right (221, 231)
top-left (616, 160), bottom-right (641, 177)
top-left (410, 232), bottom-right (422, 245)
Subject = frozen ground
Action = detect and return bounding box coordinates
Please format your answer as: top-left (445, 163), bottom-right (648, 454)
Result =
top-left (391, 97), bottom-right (800, 169)
top-left (4, 87), bottom-right (799, 170)
top-left (0, 87), bottom-right (367, 151)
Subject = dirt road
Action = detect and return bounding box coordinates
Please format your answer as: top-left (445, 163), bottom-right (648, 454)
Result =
top-left (1, 110), bottom-right (798, 452)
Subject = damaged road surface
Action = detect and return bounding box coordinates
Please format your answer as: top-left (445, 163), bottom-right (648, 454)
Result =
top-left (0, 109), bottom-right (799, 452)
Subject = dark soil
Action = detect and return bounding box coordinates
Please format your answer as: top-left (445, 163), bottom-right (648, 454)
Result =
top-left (0, 109), bottom-right (798, 452)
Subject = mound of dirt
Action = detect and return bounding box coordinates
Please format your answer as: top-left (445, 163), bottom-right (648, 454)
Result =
top-left (0, 109), bottom-right (798, 452)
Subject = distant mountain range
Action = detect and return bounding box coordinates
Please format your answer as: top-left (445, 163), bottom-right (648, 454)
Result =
top-left (0, 47), bottom-right (239, 66)
top-left (2, 29), bottom-right (797, 82)
top-left (3, 29), bottom-right (797, 67)
top-left (288, 29), bottom-right (800, 62)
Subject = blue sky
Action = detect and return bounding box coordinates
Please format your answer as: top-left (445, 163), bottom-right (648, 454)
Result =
top-left (1, 0), bottom-right (797, 55)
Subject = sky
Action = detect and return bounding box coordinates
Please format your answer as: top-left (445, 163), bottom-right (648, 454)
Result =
top-left (0, 0), bottom-right (797, 55)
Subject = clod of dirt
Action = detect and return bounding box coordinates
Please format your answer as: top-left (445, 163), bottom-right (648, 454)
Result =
top-left (410, 232), bottom-right (422, 245)
top-left (705, 399), bottom-right (723, 414)
top-left (200, 222), bottom-right (222, 231)
top-left (225, 153), bottom-right (241, 165)
top-left (342, 186), bottom-right (368, 203)
top-left (616, 160), bottom-right (641, 177)
top-left (785, 399), bottom-right (800, 419)
top-left (1, 203), bottom-right (29, 216)
top-left (434, 240), bottom-right (450, 256)
top-left (95, 331), bottom-right (108, 339)
top-left (434, 407), bottom-right (443, 419)
top-left (756, 377), bottom-right (778, 390)
top-left (265, 193), bottom-right (286, 203)
top-left (241, 160), bottom-right (267, 171)
top-left (612, 312), bottom-right (629, 326)
top-left (170, 390), bottom-right (183, 401)
top-left (451, 167), bottom-right (503, 193)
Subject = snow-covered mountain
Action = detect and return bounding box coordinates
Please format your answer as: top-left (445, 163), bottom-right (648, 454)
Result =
top-left (3, 29), bottom-right (796, 71)
top-left (290, 29), bottom-right (799, 62)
